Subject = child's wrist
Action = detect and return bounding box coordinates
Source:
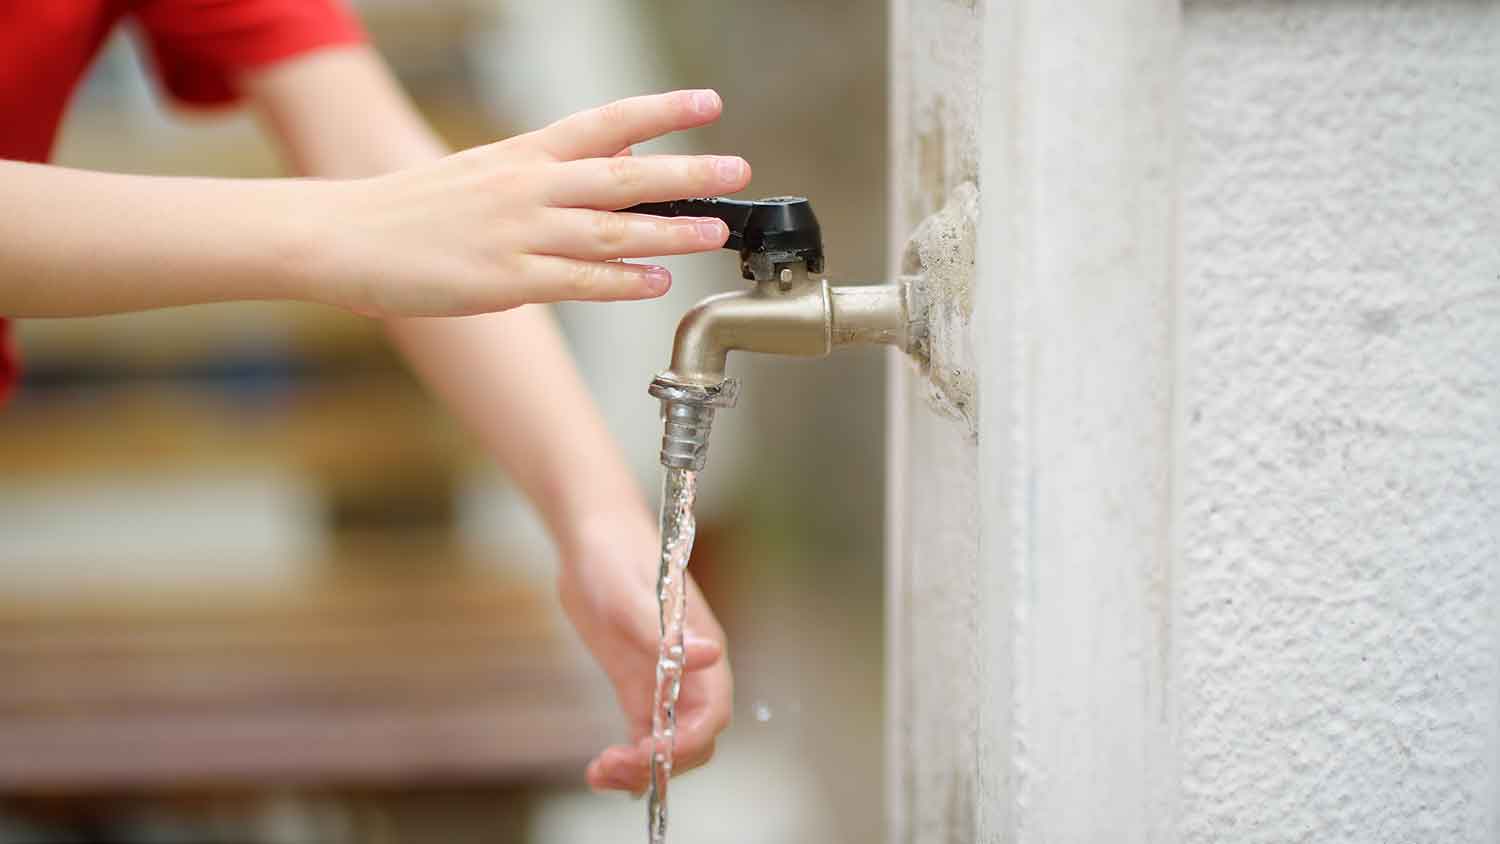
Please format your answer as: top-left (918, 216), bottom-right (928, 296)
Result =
top-left (536, 459), bottom-right (654, 565)
top-left (554, 504), bottom-right (656, 571)
top-left (243, 179), bottom-right (338, 307)
top-left (257, 178), bottom-right (372, 311)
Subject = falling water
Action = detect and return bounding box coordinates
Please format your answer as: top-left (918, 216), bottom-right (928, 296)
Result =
top-left (648, 466), bottom-right (698, 844)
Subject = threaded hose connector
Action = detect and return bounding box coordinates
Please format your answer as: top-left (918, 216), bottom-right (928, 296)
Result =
top-left (647, 375), bottom-right (740, 471)
top-left (660, 401), bottom-right (716, 470)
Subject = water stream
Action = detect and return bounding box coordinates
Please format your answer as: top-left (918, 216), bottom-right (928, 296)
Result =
top-left (648, 466), bottom-right (699, 844)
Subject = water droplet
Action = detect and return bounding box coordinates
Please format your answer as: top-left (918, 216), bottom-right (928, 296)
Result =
top-left (753, 701), bottom-right (773, 722)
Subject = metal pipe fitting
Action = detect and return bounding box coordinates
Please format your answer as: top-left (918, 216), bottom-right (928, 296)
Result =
top-left (648, 377), bottom-right (740, 471)
top-left (830, 283), bottom-right (909, 350)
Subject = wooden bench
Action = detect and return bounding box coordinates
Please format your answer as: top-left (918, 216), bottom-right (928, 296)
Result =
top-left (0, 563), bottom-right (619, 794)
top-left (0, 377), bottom-right (624, 795)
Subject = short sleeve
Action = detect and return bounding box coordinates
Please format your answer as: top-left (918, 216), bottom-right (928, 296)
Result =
top-left (0, 319), bottom-right (17, 407)
top-left (130, 0), bottom-right (366, 106)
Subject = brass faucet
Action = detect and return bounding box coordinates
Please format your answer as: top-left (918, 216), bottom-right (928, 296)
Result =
top-left (628, 197), bottom-right (922, 470)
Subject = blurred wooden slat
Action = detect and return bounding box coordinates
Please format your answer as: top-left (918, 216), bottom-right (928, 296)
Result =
top-left (0, 706), bottom-right (617, 791)
top-left (14, 302), bottom-right (393, 369)
top-left (0, 565), bottom-right (619, 794)
top-left (0, 380), bottom-right (471, 480)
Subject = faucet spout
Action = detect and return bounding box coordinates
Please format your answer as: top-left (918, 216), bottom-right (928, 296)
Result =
top-left (662, 271), bottom-right (833, 386)
top-left (632, 194), bottom-right (921, 470)
top-left (649, 270), bottom-right (916, 470)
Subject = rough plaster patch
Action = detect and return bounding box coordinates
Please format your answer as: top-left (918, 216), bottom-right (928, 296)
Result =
top-left (903, 181), bottom-right (980, 435)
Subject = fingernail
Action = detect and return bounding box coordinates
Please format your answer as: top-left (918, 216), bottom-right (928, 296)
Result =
top-left (691, 89), bottom-right (721, 115)
top-left (716, 156), bottom-right (745, 182)
top-left (644, 266), bottom-right (671, 294)
top-left (695, 220), bottom-right (726, 242)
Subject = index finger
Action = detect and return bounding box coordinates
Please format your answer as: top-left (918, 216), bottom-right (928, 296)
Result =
top-left (531, 90), bottom-right (723, 161)
top-left (586, 662), bottom-right (732, 792)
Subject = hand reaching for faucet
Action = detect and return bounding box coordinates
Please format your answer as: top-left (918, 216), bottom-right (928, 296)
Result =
top-left (311, 89), bottom-right (752, 317)
top-left (557, 511), bottom-right (732, 793)
top-left (0, 89), bottom-right (749, 317)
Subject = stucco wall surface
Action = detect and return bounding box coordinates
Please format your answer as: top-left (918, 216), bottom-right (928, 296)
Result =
top-left (1180, 3), bottom-right (1500, 842)
top-left (891, 0), bottom-right (1180, 841)
top-left (886, 1), bottom-right (983, 842)
top-left (891, 0), bottom-right (1500, 842)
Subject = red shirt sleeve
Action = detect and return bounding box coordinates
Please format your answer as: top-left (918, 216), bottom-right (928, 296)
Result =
top-left (0, 319), bottom-right (16, 406)
top-left (130, 0), bottom-right (366, 107)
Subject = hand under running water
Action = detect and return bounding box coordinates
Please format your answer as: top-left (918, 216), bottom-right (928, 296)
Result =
top-left (43, 37), bottom-right (742, 797)
top-left (557, 511), bottom-right (733, 793)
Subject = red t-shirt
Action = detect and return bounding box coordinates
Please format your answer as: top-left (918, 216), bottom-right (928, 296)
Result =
top-left (0, 0), bottom-right (365, 405)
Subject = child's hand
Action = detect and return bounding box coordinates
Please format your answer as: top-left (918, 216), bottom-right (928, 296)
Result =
top-left (307, 90), bottom-right (750, 317)
top-left (556, 512), bottom-right (732, 793)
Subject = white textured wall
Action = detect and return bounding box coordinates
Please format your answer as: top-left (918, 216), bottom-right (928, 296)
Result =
top-left (886, 0), bottom-right (983, 840)
top-left (888, 0), bottom-right (1500, 842)
top-left (1180, 3), bottom-right (1500, 841)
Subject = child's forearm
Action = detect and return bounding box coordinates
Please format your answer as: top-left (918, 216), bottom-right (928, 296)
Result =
top-left (384, 309), bottom-right (652, 543)
top-left (0, 161), bottom-right (319, 316)
top-left (246, 46), bottom-right (655, 549)
top-left (244, 49), bottom-right (736, 791)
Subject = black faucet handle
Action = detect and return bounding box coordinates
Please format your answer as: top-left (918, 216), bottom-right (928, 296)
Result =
top-left (624, 196), bottom-right (825, 279)
top-left (625, 197), bottom-right (756, 250)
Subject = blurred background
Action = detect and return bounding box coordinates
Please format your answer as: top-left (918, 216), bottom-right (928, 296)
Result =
top-left (0, 1), bottom-right (886, 842)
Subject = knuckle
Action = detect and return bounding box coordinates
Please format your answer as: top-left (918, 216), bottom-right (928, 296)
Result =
top-left (660, 220), bottom-right (688, 242)
top-left (592, 212), bottom-right (629, 248)
top-left (596, 99), bottom-right (630, 128)
top-left (567, 261), bottom-right (612, 297)
top-left (533, 121), bottom-right (571, 160)
top-left (697, 157), bottom-right (722, 188)
top-left (607, 154), bottom-right (643, 189)
top-left (563, 261), bottom-right (594, 296)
